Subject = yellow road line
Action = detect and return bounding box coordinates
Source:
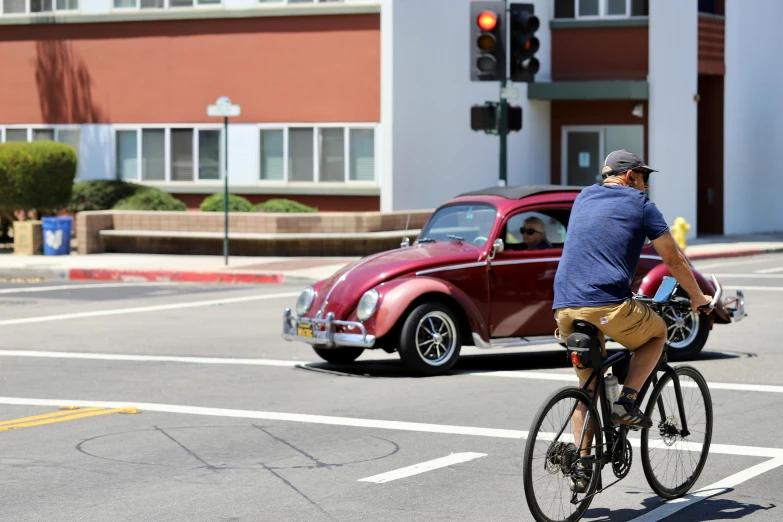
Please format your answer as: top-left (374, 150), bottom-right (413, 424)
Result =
top-left (0, 407), bottom-right (106, 426)
top-left (0, 407), bottom-right (139, 431)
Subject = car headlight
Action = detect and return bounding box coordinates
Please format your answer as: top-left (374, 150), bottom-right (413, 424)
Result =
top-left (356, 289), bottom-right (379, 321)
top-left (295, 286), bottom-right (315, 316)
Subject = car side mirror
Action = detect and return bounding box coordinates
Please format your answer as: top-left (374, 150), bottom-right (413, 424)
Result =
top-left (401, 237), bottom-right (410, 248)
top-left (489, 238), bottom-right (504, 260)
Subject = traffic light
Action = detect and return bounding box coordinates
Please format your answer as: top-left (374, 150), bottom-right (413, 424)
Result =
top-left (470, 1), bottom-right (506, 82)
top-left (471, 103), bottom-right (497, 131)
top-left (509, 3), bottom-right (540, 83)
top-left (508, 106), bottom-right (522, 131)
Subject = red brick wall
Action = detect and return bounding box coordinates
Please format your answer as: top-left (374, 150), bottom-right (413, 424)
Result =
top-left (0, 14), bottom-right (380, 124)
top-left (551, 26), bottom-right (648, 81)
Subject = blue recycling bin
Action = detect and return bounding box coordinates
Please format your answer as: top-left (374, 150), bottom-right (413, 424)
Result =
top-left (42, 216), bottom-right (73, 256)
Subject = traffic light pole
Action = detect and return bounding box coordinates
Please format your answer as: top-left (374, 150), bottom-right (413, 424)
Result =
top-left (498, 78), bottom-right (508, 186)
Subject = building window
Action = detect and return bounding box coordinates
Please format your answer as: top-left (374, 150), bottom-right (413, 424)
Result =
top-left (259, 125), bottom-right (376, 183)
top-left (1, 127), bottom-right (81, 152)
top-left (553, 0), bottom-right (648, 18)
top-left (1, 0), bottom-right (77, 14)
top-left (260, 0), bottom-right (346, 4)
top-left (113, 0), bottom-right (218, 9)
top-left (115, 127), bottom-right (222, 182)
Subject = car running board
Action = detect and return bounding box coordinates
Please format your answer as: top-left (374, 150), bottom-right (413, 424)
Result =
top-left (472, 333), bottom-right (561, 350)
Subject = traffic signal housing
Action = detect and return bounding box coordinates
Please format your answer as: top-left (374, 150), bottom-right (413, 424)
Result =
top-left (509, 3), bottom-right (540, 83)
top-left (470, 1), bottom-right (506, 82)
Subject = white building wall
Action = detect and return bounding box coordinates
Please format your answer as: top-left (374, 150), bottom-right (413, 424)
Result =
top-left (381, 0), bottom-right (551, 212)
top-left (724, 0), bottom-right (783, 234)
top-left (648, 0), bottom-right (698, 238)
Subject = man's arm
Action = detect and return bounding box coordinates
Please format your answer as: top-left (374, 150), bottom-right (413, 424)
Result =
top-left (650, 232), bottom-right (713, 313)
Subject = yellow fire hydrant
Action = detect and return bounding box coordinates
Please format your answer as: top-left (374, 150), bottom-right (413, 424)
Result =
top-left (671, 217), bottom-right (691, 250)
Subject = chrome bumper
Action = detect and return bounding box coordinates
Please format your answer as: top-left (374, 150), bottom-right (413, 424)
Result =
top-left (722, 289), bottom-right (747, 322)
top-left (281, 308), bottom-right (376, 349)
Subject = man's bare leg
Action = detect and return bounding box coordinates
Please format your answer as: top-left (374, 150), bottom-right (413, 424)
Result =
top-left (622, 335), bottom-right (666, 392)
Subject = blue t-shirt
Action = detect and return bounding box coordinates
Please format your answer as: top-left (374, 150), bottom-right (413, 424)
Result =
top-left (553, 184), bottom-right (670, 309)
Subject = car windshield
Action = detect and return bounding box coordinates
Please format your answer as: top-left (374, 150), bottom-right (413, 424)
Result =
top-left (418, 203), bottom-right (496, 246)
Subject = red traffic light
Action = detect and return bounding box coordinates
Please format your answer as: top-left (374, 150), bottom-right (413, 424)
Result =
top-left (477, 10), bottom-right (497, 31)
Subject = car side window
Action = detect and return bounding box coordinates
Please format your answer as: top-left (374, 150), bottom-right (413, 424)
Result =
top-left (502, 210), bottom-right (569, 252)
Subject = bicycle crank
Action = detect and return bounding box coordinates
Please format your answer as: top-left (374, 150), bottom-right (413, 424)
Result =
top-left (612, 438), bottom-right (633, 479)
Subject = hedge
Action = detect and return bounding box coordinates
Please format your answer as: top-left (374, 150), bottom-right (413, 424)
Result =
top-left (253, 198), bottom-right (317, 213)
top-left (68, 179), bottom-right (144, 212)
top-left (113, 190), bottom-right (188, 211)
top-left (200, 193), bottom-right (254, 212)
top-left (0, 141), bottom-right (78, 216)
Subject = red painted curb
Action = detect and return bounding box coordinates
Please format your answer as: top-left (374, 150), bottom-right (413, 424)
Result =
top-left (68, 268), bottom-right (283, 284)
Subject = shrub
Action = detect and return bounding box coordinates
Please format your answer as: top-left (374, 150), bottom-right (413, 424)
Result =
top-left (113, 190), bottom-right (187, 211)
top-left (200, 193), bottom-right (254, 212)
top-left (253, 198), bottom-right (317, 213)
top-left (68, 179), bottom-right (143, 213)
top-left (0, 141), bottom-right (78, 217)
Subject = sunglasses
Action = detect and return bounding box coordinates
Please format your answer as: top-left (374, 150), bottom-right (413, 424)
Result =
top-left (521, 227), bottom-right (543, 235)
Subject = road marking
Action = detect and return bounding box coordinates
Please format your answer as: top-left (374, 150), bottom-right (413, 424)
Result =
top-left (755, 267), bottom-right (783, 274)
top-left (627, 457), bottom-right (783, 522)
top-left (0, 350), bottom-right (303, 367)
top-left (0, 292), bottom-right (299, 326)
top-left (712, 273), bottom-right (783, 279)
top-left (467, 370), bottom-right (783, 394)
top-left (0, 283), bottom-right (187, 294)
top-left (357, 453), bottom-right (487, 484)
top-left (0, 406), bottom-right (138, 431)
top-left (722, 285), bottom-right (783, 291)
top-left (0, 397), bottom-right (779, 459)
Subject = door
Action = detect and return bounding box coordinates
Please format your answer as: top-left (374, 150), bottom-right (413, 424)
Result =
top-left (488, 207), bottom-right (571, 338)
top-left (564, 130), bottom-right (601, 186)
top-left (562, 125), bottom-right (645, 186)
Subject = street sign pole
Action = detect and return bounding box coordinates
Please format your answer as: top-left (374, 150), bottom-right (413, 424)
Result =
top-left (498, 78), bottom-right (508, 187)
top-left (207, 96), bottom-right (241, 266)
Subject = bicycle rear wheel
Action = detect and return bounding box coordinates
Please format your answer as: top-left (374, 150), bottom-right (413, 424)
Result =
top-left (640, 365), bottom-right (713, 499)
top-left (523, 386), bottom-right (603, 522)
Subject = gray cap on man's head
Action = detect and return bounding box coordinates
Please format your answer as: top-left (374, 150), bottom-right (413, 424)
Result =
top-left (601, 149), bottom-right (658, 179)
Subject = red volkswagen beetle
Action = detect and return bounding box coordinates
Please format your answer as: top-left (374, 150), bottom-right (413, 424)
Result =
top-left (282, 185), bottom-right (746, 376)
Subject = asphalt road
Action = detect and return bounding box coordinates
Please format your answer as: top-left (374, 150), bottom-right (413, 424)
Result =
top-left (0, 253), bottom-right (781, 521)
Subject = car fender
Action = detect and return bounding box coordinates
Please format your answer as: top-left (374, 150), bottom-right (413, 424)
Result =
top-left (369, 276), bottom-right (489, 342)
top-left (639, 264), bottom-right (732, 324)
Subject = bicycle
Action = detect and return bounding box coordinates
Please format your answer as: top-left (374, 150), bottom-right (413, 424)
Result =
top-left (522, 275), bottom-right (721, 522)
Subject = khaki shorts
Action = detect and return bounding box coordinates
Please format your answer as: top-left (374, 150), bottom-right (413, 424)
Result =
top-left (554, 299), bottom-right (666, 385)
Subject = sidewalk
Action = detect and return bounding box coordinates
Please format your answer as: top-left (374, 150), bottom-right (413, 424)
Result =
top-left (1, 233), bottom-right (781, 285)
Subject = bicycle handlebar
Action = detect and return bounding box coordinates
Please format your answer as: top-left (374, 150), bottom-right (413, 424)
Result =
top-left (634, 274), bottom-right (721, 312)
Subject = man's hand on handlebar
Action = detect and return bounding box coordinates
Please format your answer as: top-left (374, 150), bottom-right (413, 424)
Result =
top-left (691, 293), bottom-right (713, 314)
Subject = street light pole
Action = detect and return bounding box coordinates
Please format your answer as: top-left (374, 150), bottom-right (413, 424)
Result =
top-left (207, 96), bottom-right (241, 267)
top-left (223, 115), bottom-right (229, 265)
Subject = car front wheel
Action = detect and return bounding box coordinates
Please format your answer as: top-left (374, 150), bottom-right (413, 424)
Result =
top-left (313, 347), bottom-right (365, 364)
top-left (398, 302), bottom-right (462, 376)
top-left (663, 307), bottom-right (711, 361)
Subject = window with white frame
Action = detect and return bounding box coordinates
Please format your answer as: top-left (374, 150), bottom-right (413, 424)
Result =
top-left (113, 0), bottom-right (218, 9)
top-left (116, 127), bottom-right (222, 182)
top-left (259, 126), bottom-right (376, 183)
top-left (0, 126), bottom-right (81, 152)
top-left (553, 0), bottom-right (648, 19)
top-left (1, 0), bottom-right (77, 14)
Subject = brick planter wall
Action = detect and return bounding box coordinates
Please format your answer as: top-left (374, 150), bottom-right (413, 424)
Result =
top-left (77, 210), bottom-right (433, 256)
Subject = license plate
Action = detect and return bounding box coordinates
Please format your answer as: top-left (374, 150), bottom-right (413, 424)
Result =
top-left (297, 324), bottom-right (314, 338)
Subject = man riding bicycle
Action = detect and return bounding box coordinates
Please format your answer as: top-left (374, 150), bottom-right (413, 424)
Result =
top-left (552, 149), bottom-right (713, 490)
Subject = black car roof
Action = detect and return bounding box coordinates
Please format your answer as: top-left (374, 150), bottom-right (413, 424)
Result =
top-left (456, 184), bottom-right (585, 200)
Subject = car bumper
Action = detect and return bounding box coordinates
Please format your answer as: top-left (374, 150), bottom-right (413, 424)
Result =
top-left (722, 289), bottom-right (747, 322)
top-left (281, 308), bottom-right (376, 349)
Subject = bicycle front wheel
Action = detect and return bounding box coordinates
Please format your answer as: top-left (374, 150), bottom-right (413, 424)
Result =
top-left (523, 386), bottom-right (603, 522)
top-left (641, 365), bottom-right (713, 499)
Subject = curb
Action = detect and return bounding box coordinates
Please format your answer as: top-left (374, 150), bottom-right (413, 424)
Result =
top-left (687, 246), bottom-right (783, 261)
top-left (67, 268), bottom-right (284, 284)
